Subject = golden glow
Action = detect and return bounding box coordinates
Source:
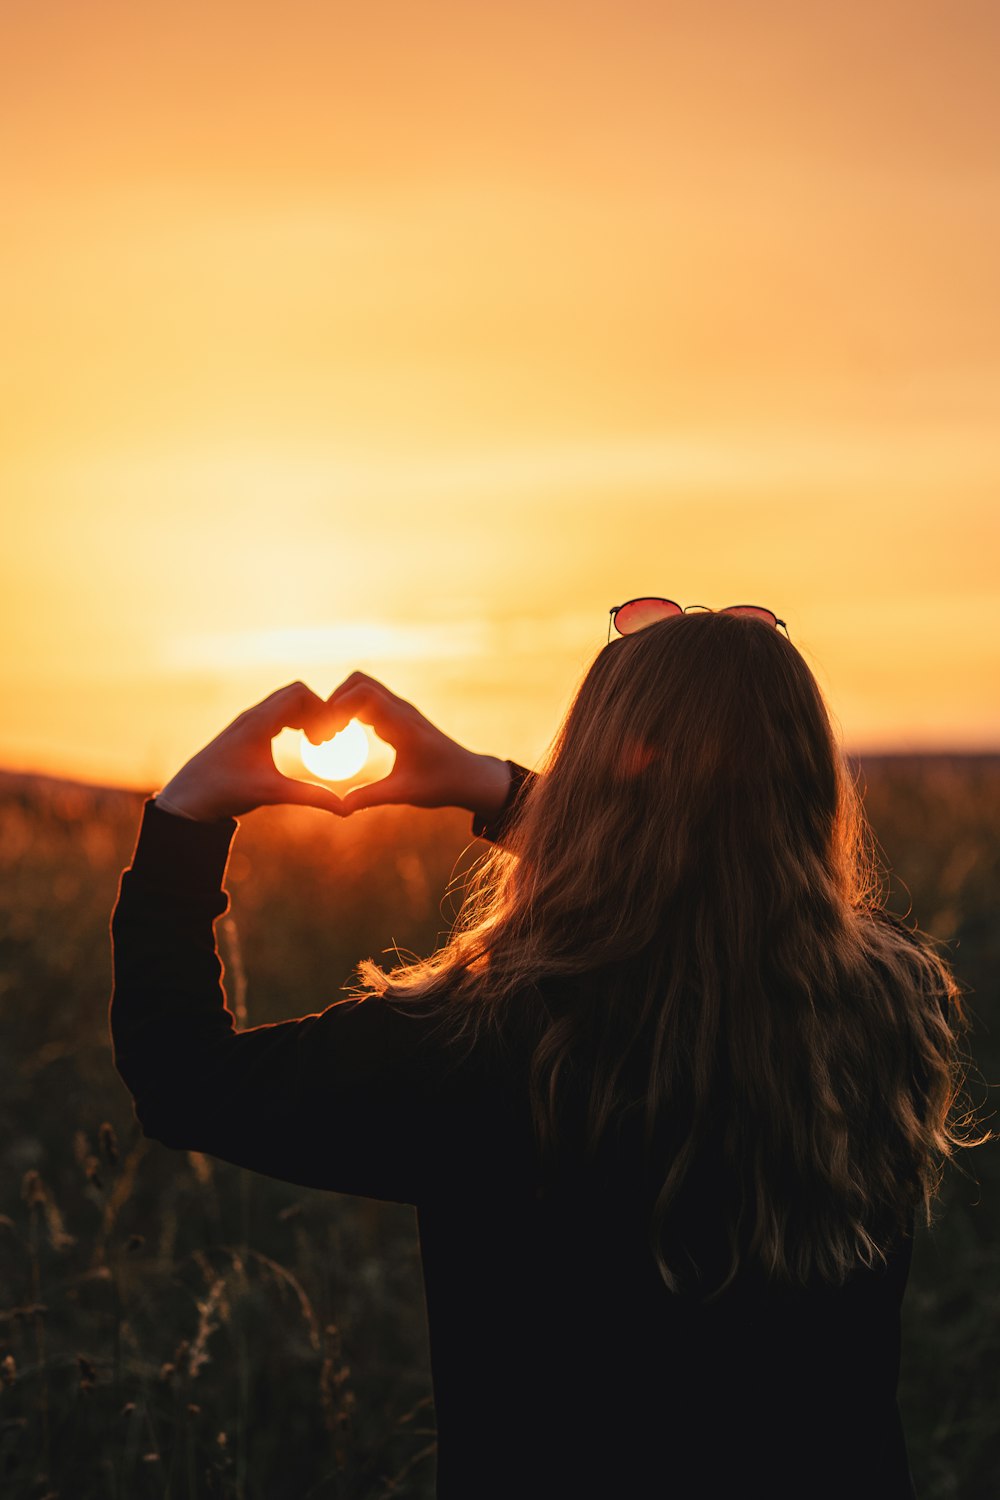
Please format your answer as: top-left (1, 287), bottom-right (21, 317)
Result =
top-left (1, 1), bottom-right (999, 786)
top-left (298, 721), bottom-right (370, 782)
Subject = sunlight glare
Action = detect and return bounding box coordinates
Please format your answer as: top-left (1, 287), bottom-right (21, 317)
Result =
top-left (299, 719), bottom-right (370, 781)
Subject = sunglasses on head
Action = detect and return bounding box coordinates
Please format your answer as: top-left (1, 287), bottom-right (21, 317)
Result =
top-left (608, 597), bottom-right (789, 644)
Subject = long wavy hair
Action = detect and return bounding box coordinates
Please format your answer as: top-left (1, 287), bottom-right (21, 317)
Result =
top-left (353, 612), bottom-right (984, 1294)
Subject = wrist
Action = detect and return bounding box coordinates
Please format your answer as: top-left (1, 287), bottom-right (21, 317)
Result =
top-left (154, 793), bottom-right (201, 821)
top-left (155, 777), bottom-right (226, 824)
top-left (462, 752), bottom-right (513, 820)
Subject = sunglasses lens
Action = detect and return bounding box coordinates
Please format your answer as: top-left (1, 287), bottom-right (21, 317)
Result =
top-left (614, 598), bottom-right (683, 635)
top-left (722, 606), bottom-right (778, 626)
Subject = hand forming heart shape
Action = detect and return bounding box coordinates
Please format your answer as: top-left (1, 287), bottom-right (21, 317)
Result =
top-left (155, 673), bottom-right (512, 825)
top-left (313, 671), bottom-right (496, 816)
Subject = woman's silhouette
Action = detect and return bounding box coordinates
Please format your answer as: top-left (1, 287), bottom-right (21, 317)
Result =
top-left (110, 604), bottom-right (977, 1499)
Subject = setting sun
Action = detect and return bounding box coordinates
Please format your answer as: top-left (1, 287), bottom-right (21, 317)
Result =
top-left (299, 719), bottom-right (370, 782)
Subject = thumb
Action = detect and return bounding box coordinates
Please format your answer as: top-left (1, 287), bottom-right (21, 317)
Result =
top-left (275, 775), bottom-right (346, 816)
top-left (340, 774), bottom-right (408, 814)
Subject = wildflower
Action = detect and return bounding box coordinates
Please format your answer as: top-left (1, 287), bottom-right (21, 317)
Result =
top-left (21, 1170), bottom-right (76, 1251)
top-left (188, 1278), bottom-right (227, 1378)
top-left (44, 1203), bottom-right (75, 1252)
top-left (21, 1170), bottom-right (46, 1207)
top-left (159, 1337), bottom-right (188, 1384)
top-left (99, 1122), bottom-right (120, 1164)
top-left (320, 1320), bottom-right (357, 1461)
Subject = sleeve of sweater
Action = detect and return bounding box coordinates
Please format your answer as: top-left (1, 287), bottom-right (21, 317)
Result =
top-left (109, 800), bottom-right (507, 1206)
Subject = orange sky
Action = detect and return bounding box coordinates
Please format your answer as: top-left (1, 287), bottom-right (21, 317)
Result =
top-left (3, 1), bottom-right (999, 788)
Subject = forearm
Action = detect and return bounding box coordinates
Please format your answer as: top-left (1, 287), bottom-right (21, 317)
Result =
top-left (108, 800), bottom-right (472, 1203)
top-left (471, 761), bottom-right (536, 843)
top-left (110, 801), bottom-right (239, 1139)
top-left (460, 752), bottom-right (515, 820)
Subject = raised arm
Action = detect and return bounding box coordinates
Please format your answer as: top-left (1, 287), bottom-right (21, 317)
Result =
top-left (109, 801), bottom-right (467, 1203)
top-left (109, 676), bottom-right (536, 1203)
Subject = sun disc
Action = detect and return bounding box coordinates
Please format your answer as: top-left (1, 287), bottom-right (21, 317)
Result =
top-left (299, 719), bottom-right (370, 781)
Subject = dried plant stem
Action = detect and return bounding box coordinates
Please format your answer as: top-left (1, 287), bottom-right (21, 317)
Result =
top-left (236, 1169), bottom-right (252, 1495)
top-left (26, 1199), bottom-right (51, 1480)
top-left (94, 1137), bottom-right (149, 1263)
top-left (226, 912), bottom-right (253, 1496)
top-left (376, 1439), bottom-right (438, 1497)
top-left (109, 1248), bottom-right (125, 1395)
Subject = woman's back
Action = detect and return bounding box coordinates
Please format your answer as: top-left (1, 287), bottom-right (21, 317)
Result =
top-left (409, 992), bottom-right (918, 1499)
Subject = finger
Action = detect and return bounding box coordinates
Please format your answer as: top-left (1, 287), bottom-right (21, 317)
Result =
top-left (340, 774), bottom-right (411, 814)
top-left (239, 680), bottom-right (313, 719)
top-left (271, 774), bottom-right (347, 816)
top-left (252, 681), bottom-right (339, 741)
top-left (327, 670), bottom-right (388, 704)
top-left (323, 683), bottom-right (403, 740)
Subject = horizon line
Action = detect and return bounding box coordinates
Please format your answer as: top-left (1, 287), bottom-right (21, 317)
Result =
top-left (2, 747), bottom-right (1000, 802)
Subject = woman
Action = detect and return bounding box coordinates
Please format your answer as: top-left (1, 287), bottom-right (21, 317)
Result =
top-left (110, 603), bottom-right (975, 1499)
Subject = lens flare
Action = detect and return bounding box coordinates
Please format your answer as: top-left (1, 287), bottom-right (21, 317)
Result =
top-left (299, 719), bottom-right (370, 781)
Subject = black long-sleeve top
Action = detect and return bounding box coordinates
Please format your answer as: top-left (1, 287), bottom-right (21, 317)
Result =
top-left (110, 769), bottom-right (919, 1499)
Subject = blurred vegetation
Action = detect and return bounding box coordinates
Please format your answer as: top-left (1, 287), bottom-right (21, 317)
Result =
top-left (0, 757), bottom-right (996, 1499)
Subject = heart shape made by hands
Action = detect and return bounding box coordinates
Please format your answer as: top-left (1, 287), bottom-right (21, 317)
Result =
top-left (272, 721), bottom-right (396, 791)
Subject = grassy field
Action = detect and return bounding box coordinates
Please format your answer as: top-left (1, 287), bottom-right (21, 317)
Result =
top-left (0, 757), bottom-right (997, 1498)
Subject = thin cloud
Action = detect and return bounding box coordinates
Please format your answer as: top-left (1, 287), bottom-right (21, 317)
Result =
top-left (160, 609), bottom-right (602, 675)
top-left (161, 621), bottom-right (490, 672)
